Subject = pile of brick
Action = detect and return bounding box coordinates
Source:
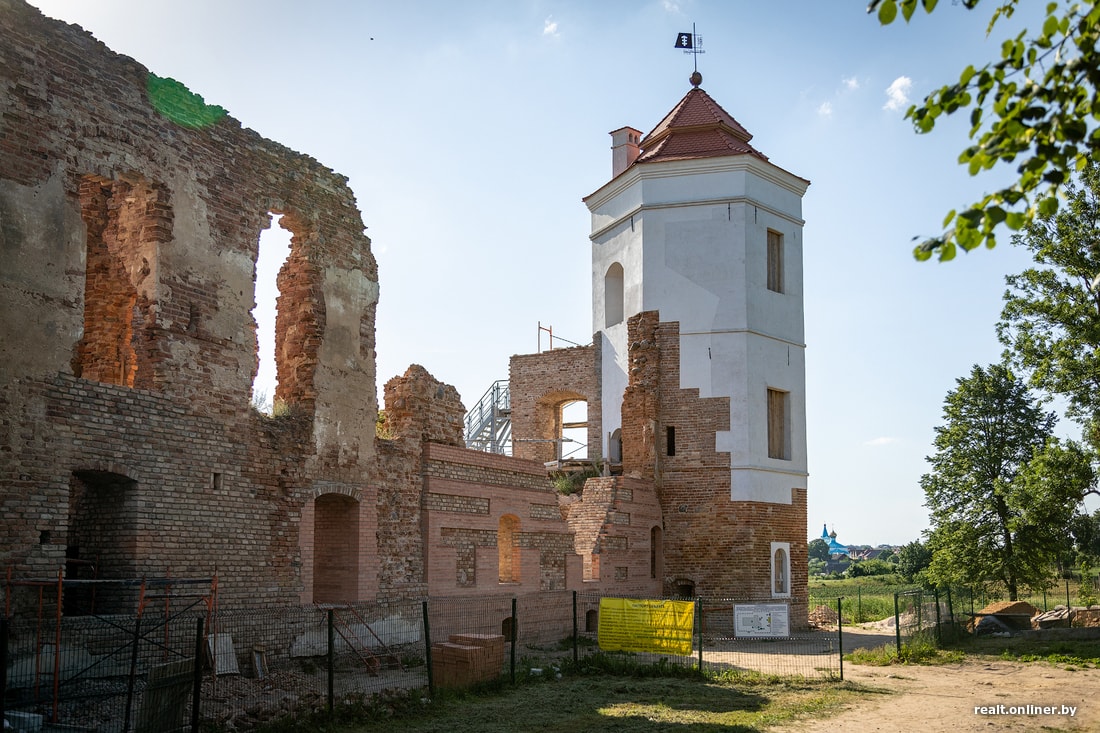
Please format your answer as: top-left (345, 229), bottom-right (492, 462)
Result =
top-left (431, 633), bottom-right (506, 689)
top-left (808, 604), bottom-right (840, 628)
top-left (1072, 607), bottom-right (1100, 628)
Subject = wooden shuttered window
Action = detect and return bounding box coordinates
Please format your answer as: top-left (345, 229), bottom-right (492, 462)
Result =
top-left (767, 230), bottom-right (783, 293)
top-left (767, 388), bottom-right (789, 460)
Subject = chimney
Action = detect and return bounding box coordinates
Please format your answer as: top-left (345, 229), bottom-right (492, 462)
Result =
top-left (610, 127), bottom-right (642, 177)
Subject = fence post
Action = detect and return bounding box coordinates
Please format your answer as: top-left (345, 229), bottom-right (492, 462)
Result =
top-left (327, 609), bottom-right (334, 715)
top-left (934, 589), bottom-right (941, 647)
top-left (696, 597), bottom-right (703, 673)
top-left (1, 616), bottom-right (8, 725)
top-left (190, 616), bottom-right (205, 733)
top-left (893, 592), bottom-right (901, 656)
top-left (572, 591), bottom-right (578, 665)
top-left (123, 613), bottom-right (144, 733)
top-left (422, 600), bottom-right (434, 698)
top-left (836, 597), bottom-right (843, 682)
top-left (946, 587), bottom-right (954, 641)
top-left (510, 597), bottom-right (517, 685)
top-left (857, 587), bottom-right (862, 624)
top-left (1066, 578), bottom-right (1071, 608)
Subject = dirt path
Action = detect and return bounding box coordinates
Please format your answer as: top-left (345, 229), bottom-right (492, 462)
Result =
top-left (773, 659), bottom-right (1100, 732)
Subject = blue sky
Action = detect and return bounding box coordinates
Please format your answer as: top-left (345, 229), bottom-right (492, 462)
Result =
top-left (28, 0), bottom-right (1096, 546)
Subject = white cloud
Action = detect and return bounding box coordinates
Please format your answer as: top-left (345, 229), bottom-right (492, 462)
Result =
top-left (843, 76), bottom-right (860, 91)
top-left (662, 0), bottom-right (681, 12)
top-left (817, 101), bottom-right (833, 118)
top-left (542, 16), bottom-right (559, 37)
top-left (883, 76), bottom-right (912, 111)
top-left (864, 436), bottom-right (899, 447)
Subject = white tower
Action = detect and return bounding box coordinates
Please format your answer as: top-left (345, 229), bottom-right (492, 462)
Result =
top-left (586, 77), bottom-right (810, 505)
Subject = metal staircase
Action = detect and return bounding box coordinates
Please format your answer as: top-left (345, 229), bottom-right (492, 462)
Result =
top-left (464, 380), bottom-right (511, 455)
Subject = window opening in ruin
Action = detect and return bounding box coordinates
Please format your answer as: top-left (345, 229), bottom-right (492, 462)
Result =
top-left (604, 262), bottom-right (625, 327)
top-left (771, 541), bottom-right (791, 597)
top-left (501, 616), bottom-right (516, 641)
top-left (650, 526), bottom-right (663, 579)
top-left (75, 174), bottom-right (165, 388)
top-left (498, 514), bottom-right (521, 583)
top-left (251, 213), bottom-right (292, 414)
top-left (585, 609), bottom-right (598, 633)
top-left (66, 470), bottom-right (139, 614)
top-left (666, 426), bottom-right (676, 456)
top-left (675, 579), bottom-right (695, 598)
top-left (560, 400), bottom-right (588, 461)
top-left (313, 494), bottom-right (360, 603)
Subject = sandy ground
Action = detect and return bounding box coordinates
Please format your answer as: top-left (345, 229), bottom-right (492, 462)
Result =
top-left (774, 655), bottom-right (1100, 732)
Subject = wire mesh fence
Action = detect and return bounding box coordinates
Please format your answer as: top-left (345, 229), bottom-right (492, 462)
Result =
top-left (573, 592), bottom-right (840, 679)
top-left (3, 591), bottom-right (842, 731)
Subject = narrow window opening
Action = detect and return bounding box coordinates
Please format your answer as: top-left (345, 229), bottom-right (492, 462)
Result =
top-left (501, 616), bottom-right (516, 641)
top-left (666, 426), bottom-right (676, 456)
top-left (251, 213), bottom-right (292, 414)
top-left (211, 472), bottom-right (223, 491)
top-left (650, 526), bottom-right (663, 579)
top-left (675, 580), bottom-right (695, 598)
top-left (585, 609), bottom-right (598, 633)
top-left (767, 230), bottom-right (784, 293)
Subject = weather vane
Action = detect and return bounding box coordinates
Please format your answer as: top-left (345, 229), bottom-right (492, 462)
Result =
top-left (673, 23), bottom-right (705, 80)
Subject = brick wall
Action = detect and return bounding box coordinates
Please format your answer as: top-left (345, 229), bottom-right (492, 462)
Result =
top-left (509, 344), bottom-right (602, 464)
top-left (421, 443), bottom-right (582, 596)
top-left (0, 0), bottom-right (377, 611)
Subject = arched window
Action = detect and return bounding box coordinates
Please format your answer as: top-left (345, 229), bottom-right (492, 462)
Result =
top-left (498, 514), bottom-right (521, 583)
top-left (609, 428), bottom-right (622, 464)
top-left (771, 542), bottom-right (790, 597)
top-left (604, 262), bottom-right (624, 327)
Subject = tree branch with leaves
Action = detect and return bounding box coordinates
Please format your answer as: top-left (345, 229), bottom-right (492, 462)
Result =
top-left (870, 0), bottom-right (1100, 264)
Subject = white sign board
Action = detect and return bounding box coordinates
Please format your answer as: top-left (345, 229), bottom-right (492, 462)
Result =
top-left (733, 604), bottom-right (789, 638)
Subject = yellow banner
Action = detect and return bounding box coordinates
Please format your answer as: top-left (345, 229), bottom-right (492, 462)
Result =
top-left (597, 597), bottom-right (695, 656)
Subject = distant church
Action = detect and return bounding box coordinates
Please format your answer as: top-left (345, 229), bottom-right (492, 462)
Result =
top-left (508, 71), bottom-right (811, 611)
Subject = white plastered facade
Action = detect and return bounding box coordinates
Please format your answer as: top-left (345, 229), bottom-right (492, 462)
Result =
top-left (588, 155), bottom-right (809, 504)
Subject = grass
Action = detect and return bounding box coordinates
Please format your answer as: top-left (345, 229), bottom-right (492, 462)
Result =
top-left (338, 676), bottom-right (866, 732)
top-left (247, 654), bottom-right (870, 733)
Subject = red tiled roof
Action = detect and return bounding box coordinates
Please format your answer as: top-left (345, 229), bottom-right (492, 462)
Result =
top-left (634, 87), bottom-right (768, 166)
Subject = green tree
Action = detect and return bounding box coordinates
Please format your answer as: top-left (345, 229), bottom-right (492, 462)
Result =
top-left (921, 363), bottom-right (1092, 599)
top-left (870, 0), bottom-right (1100, 263)
top-left (808, 538), bottom-right (830, 562)
top-left (896, 539), bottom-right (933, 581)
top-left (998, 162), bottom-right (1100, 457)
top-left (1070, 509), bottom-right (1100, 562)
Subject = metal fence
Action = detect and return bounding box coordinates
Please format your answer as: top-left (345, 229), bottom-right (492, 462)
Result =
top-left (3, 591), bottom-right (843, 731)
top-left (573, 593), bottom-right (841, 679)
